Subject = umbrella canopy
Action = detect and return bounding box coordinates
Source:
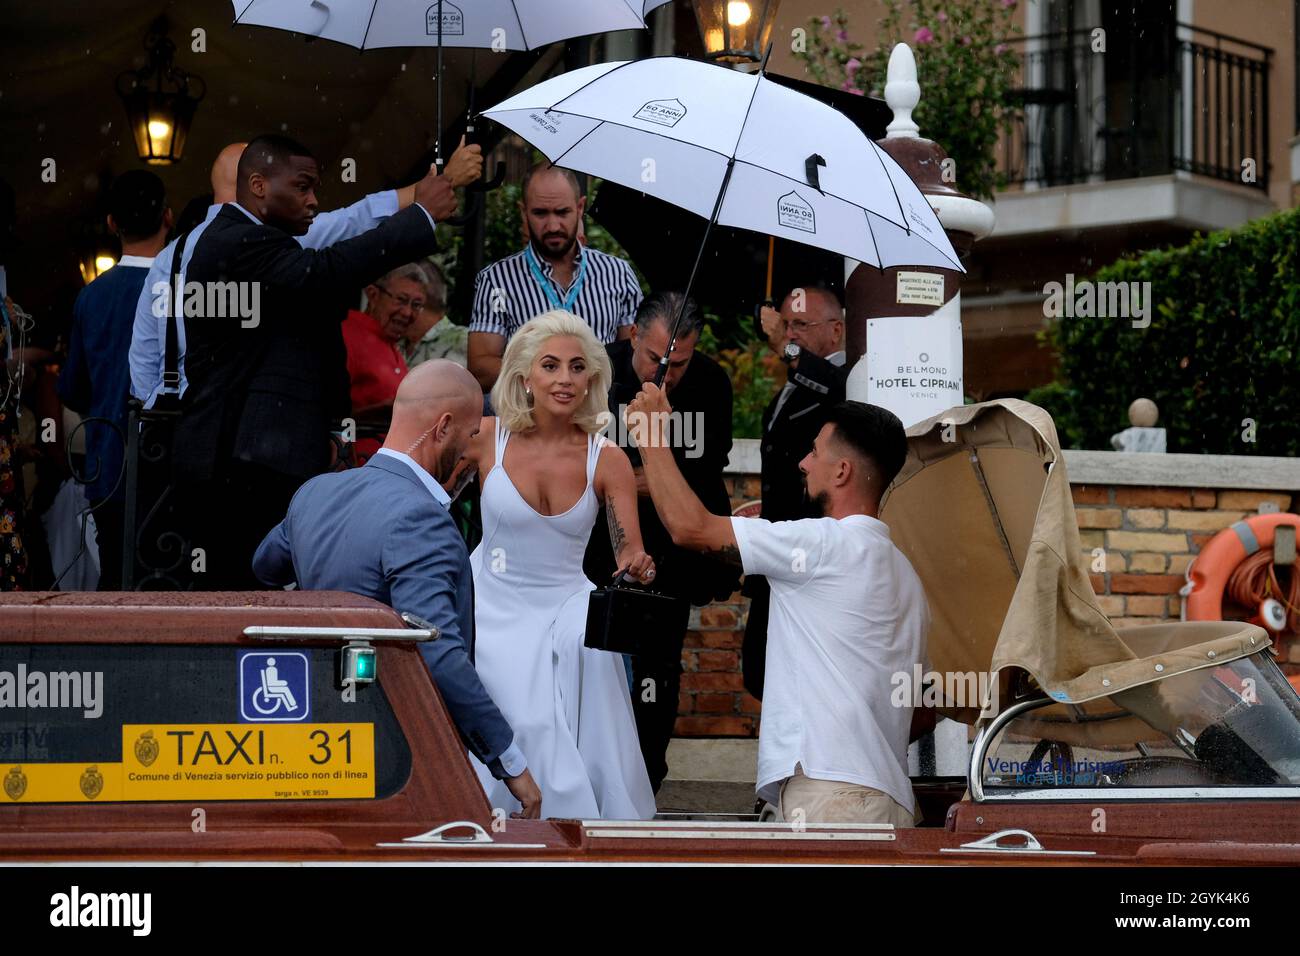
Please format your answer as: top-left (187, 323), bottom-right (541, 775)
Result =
top-left (588, 74), bottom-right (893, 314)
top-left (589, 181), bottom-right (846, 314)
top-left (231, 0), bottom-right (658, 50)
top-left (880, 399), bottom-right (1265, 722)
top-left (483, 56), bottom-right (964, 273)
top-left (230, 0), bottom-right (664, 174)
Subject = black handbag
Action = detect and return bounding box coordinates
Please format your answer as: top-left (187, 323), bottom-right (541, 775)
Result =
top-left (585, 574), bottom-right (685, 659)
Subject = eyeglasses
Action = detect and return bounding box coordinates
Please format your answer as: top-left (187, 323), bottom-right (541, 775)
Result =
top-left (788, 318), bottom-right (835, 333)
top-left (374, 284), bottom-right (426, 312)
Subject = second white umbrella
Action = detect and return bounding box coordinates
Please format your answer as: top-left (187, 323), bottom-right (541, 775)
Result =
top-left (484, 55), bottom-right (963, 273)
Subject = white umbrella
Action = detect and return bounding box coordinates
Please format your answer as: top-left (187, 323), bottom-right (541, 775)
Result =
top-left (231, 0), bottom-right (661, 51)
top-left (483, 54), bottom-right (962, 381)
top-left (484, 55), bottom-right (963, 274)
top-left (231, 0), bottom-right (668, 169)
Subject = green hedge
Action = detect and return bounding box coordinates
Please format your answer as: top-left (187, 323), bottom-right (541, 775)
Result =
top-left (1025, 206), bottom-right (1300, 455)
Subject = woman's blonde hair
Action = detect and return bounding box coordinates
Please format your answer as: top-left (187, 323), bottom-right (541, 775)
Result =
top-left (491, 309), bottom-right (612, 435)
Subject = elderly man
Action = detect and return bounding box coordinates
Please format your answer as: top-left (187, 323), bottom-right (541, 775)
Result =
top-left (253, 361), bottom-right (542, 817)
top-left (343, 262), bottom-right (434, 462)
top-left (466, 163), bottom-right (641, 391)
top-left (743, 285), bottom-right (850, 700)
top-left (344, 264), bottom-right (427, 407)
top-left (583, 291), bottom-right (739, 792)
top-left (628, 387), bottom-right (928, 826)
top-left (400, 261), bottom-right (467, 368)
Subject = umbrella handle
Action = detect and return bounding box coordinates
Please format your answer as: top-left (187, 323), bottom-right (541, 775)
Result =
top-left (461, 75), bottom-right (503, 194)
top-left (467, 161), bottom-right (506, 193)
top-left (651, 361), bottom-right (668, 389)
top-left (443, 190), bottom-right (483, 226)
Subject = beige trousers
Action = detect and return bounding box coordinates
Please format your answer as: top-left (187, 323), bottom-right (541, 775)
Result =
top-left (777, 766), bottom-right (917, 827)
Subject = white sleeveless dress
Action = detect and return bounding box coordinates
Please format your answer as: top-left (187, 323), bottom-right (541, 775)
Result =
top-left (468, 419), bottom-right (656, 820)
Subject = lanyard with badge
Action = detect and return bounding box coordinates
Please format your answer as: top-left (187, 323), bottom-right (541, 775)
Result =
top-left (525, 244), bottom-right (586, 311)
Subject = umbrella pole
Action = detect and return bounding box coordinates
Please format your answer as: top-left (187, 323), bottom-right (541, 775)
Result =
top-left (764, 235), bottom-right (774, 299)
top-left (654, 41), bottom-right (773, 388)
top-left (653, 158), bottom-right (736, 388)
top-left (435, 0), bottom-right (444, 172)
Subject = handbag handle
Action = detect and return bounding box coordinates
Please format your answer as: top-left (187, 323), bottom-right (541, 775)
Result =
top-left (614, 567), bottom-right (651, 588)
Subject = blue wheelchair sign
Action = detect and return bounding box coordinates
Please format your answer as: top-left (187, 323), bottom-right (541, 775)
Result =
top-left (239, 651), bottom-right (310, 722)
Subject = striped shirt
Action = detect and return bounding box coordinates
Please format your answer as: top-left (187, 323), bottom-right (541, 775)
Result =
top-left (469, 244), bottom-right (641, 345)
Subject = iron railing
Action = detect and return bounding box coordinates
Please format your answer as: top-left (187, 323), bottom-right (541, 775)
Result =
top-left (998, 23), bottom-right (1272, 191)
top-left (116, 404), bottom-right (362, 590)
top-left (122, 404), bottom-right (194, 590)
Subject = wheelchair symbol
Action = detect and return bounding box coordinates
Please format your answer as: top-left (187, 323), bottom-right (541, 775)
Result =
top-left (250, 657), bottom-right (299, 715)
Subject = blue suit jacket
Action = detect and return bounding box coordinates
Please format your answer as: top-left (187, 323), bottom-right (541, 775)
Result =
top-left (58, 262), bottom-right (151, 502)
top-left (253, 454), bottom-right (516, 777)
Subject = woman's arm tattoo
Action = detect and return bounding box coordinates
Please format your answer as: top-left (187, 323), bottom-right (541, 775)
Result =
top-left (607, 500), bottom-right (629, 558)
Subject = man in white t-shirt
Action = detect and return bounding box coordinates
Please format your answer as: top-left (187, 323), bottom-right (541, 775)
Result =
top-left (627, 385), bottom-right (929, 826)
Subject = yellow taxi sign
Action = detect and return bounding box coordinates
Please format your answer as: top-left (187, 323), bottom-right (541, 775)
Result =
top-left (0, 723), bottom-right (375, 803)
top-left (123, 724), bottom-right (376, 801)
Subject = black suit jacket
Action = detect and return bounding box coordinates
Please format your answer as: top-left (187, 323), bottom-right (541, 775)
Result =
top-left (583, 340), bottom-right (741, 609)
top-left (175, 203), bottom-right (439, 482)
top-left (757, 350), bottom-right (849, 522)
top-left (741, 349), bottom-right (848, 699)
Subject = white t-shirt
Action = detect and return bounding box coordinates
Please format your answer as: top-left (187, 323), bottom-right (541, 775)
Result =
top-left (732, 513), bottom-right (929, 811)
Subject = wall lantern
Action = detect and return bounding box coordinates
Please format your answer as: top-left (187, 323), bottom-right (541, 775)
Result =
top-left (115, 17), bottom-right (206, 165)
top-left (690, 0), bottom-right (781, 63)
top-left (76, 220), bottom-right (120, 286)
top-left (78, 249), bottom-right (119, 286)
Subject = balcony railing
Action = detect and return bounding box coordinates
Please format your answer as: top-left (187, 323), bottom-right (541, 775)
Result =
top-left (998, 24), bottom-right (1272, 191)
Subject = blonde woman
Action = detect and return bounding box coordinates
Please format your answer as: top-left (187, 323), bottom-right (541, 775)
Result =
top-left (462, 310), bottom-right (656, 820)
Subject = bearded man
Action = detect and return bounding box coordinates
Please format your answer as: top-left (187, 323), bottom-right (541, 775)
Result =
top-left (466, 163), bottom-right (642, 392)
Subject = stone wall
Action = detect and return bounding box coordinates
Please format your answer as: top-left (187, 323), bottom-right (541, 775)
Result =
top-left (1075, 487), bottom-right (1292, 627)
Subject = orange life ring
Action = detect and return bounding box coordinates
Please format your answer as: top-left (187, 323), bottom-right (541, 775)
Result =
top-left (1184, 512), bottom-right (1300, 621)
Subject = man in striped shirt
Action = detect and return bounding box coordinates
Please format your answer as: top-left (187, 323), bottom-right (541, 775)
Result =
top-left (467, 164), bottom-right (642, 391)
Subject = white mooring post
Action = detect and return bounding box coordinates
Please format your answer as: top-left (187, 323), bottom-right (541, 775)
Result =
top-left (844, 43), bottom-right (994, 433)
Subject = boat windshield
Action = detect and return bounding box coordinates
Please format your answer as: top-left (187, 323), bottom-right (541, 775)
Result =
top-left (980, 651), bottom-right (1300, 793)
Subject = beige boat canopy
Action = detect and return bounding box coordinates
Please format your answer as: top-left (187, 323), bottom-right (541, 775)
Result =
top-left (879, 399), bottom-right (1268, 722)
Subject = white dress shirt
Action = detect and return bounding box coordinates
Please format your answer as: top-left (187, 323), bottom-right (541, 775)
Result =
top-left (373, 448), bottom-right (451, 509)
top-left (731, 512), bottom-right (929, 811)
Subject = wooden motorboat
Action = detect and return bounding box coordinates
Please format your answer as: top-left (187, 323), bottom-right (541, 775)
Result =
top-left (2, 402), bottom-right (1297, 864)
